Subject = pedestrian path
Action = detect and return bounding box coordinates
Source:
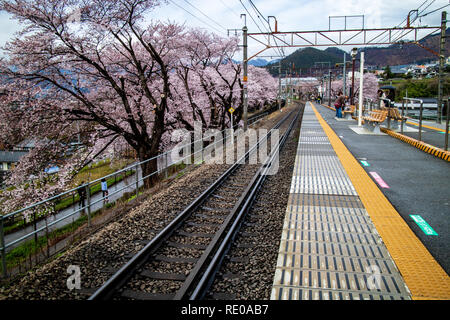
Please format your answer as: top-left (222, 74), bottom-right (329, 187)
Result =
top-left (4, 168), bottom-right (142, 252)
top-left (271, 102), bottom-right (450, 300)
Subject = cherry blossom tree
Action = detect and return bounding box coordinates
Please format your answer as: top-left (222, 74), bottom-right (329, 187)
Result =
top-left (0, 0), bottom-right (279, 214)
top-left (0, 0), bottom-right (180, 193)
top-left (331, 73), bottom-right (379, 102)
top-left (295, 79), bottom-right (320, 99)
top-left (169, 29), bottom-right (277, 133)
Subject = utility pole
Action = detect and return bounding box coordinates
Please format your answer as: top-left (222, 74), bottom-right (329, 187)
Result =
top-left (437, 11), bottom-right (447, 124)
top-left (242, 15), bottom-right (248, 131)
top-left (290, 64), bottom-right (293, 101)
top-left (278, 60), bottom-right (282, 110)
top-left (285, 70), bottom-right (288, 101)
top-left (358, 52), bottom-right (365, 127)
top-left (351, 48), bottom-right (357, 105)
top-left (343, 53), bottom-right (347, 97)
top-left (328, 70), bottom-right (332, 107)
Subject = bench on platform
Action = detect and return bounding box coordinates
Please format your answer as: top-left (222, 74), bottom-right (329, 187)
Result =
top-left (342, 105), bottom-right (356, 120)
top-left (363, 109), bottom-right (388, 134)
top-left (381, 107), bottom-right (408, 129)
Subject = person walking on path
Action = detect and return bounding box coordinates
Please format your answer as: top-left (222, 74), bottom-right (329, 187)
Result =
top-left (77, 181), bottom-right (87, 214)
top-left (101, 178), bottom-right (109, 204)
top-left (334, 91), bottom-right (345, 119)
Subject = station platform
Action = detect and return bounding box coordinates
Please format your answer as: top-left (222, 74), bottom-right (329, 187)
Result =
top-left (402, 118), bottom-right (448, 150)
top-left (320, 103), bottom-right (449, 161)
top-left (271, 102), bottom-right (450, 300)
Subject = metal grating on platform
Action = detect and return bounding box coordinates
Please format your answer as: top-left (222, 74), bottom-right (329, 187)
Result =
top-left (271, 104), bottom-right (411, 300)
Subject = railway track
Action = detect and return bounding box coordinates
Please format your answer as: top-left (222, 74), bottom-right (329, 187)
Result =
top-left (89, 105), bottom-right (302, 300)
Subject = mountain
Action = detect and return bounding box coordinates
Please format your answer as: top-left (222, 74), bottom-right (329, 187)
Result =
top-left (248, 58), bottom-right (270, 67)
top-left (360, 29), bottom-right (450, 67)
top-left (266, 47), bottom-right (345, 76)
top-left (324, 47), bottom-right (352, 60)
top-left (266, 28), bottom-right (450, 76)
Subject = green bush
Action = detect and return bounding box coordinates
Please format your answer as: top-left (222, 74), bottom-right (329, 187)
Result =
top-left (382, 76), bottom-right (450, 102)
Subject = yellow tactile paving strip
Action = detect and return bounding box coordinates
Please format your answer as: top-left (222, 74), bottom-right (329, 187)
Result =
top-left (310, 102), bottom-right (450, 300)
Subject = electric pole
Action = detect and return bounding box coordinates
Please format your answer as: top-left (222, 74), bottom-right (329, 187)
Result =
top-left (242, 15), bottom-right (248, 131)
top-left (290, 64), bottom-right (293, 101)
top-left (278, 60), bottom-right (282, 110)
top-left (285, 70), bottom-right (288, 101)
top-left (328, 70), bottom-right (332, 107)
top-left (358, 52), bottom-right (365, 127)
top-left (438, 11), bottom-right (447, 124)
top-left (343, 53), bottom-right (347, 98)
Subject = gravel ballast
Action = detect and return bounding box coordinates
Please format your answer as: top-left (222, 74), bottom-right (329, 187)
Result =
top-left (0, 104), bottom-right (299, 300)
top-left (208, 102), bottom-right (305, 300)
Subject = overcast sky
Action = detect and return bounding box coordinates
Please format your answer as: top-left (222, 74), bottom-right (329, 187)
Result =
top-left (0, 0), bottom-right (448, 60)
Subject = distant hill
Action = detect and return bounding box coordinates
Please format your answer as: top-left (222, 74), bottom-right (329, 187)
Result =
top-left (248, 58), bottom-right (270, 67)
top-left (361, 29), bottom-right (450, 67)
top-left (267, 28), bottom-right (450, 76)
top-left (267, 47), bottom-right (346, 76)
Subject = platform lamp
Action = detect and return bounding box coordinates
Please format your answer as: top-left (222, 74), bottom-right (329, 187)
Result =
top-left (350, 47), bottom-right (358, 105)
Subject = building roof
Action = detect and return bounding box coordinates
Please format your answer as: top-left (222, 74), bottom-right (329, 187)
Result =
top-left (281, 77), bottom-right (319, 85)
top-left (15, 138), bottom-right (36, 150)
top-left (0, 150), bottom-right (28, 163)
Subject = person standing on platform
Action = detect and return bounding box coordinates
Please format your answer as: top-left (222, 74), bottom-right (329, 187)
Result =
top-left (334, 91), bottom-right (345, 119)
top-left (378, 89), bottom-right (387, 108)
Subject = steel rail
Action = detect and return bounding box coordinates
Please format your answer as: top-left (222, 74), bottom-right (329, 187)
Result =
top-left (188, 105), bottom-right (302, 300)
top-left (88, 109), bottom-right (295, 300)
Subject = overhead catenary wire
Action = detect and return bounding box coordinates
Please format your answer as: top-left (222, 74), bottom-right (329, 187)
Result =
top-left (247, 0), bottom-right (284, 59)
top-left (167, 0), bottom-right (228, 36)
top-left (239, 0), bottom-right (281, 61)
top-left (248, 0), bottom-right (269, 24)
top-left (379, 0), bottom-right (432, 44)
top-left (386, 0), bottom-right (429, 41)
top-left (182, 0), bottom-right (229, 33)
top-left (219, 0), bottom-right (241, 18)
top-left (248, 0), bottom-right (270, 32)
top-left (418, 0), bottom-right (437, 16)
top-left (380, 1), bottom-right (425, 42)
top-left (419, 3), bottom-right (450, 17)
top-left (242, 0), bottom-right (284, 62)
top-left (239, 0), bottom-right (267, 35)
top-left (392, 0), bottom-right (447, 43)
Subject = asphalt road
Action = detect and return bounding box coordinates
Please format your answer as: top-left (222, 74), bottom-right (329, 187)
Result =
top-left (313, 102), bottom-right (450, 275)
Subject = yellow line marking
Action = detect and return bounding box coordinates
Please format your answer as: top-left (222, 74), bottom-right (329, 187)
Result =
top-left (381, 127), bottom-right (450, 162)
top-left (309, 102), bottom-right (450, 300)
top-left (406, 121), bottom-right (446, 133)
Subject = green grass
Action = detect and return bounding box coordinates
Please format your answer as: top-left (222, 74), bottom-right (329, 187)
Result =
top-left (176, 171), bottom-right (186, 179)
top-left (73, 159), bottom-right (132, 186)
top-left (126, 192), bottom-right (144, 203)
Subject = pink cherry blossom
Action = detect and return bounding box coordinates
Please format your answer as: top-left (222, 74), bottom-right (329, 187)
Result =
top-left (0, 0), bottom-right (279, 215)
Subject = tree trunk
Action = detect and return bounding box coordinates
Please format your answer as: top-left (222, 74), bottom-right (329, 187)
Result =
top-left (140, 157), bottom-right (158, 189)
top-left (137, 146), bottom-right (159, 190)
